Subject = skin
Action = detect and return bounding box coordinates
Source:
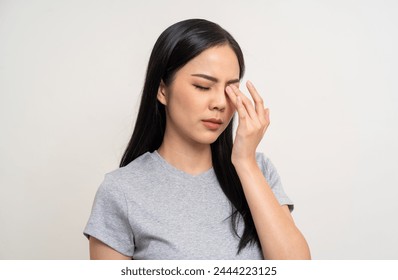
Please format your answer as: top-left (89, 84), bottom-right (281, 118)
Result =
top-left (89, 44), bottom-right (311, 260)
top-left (225, 82), bottom-right (311, 259)
top-left (156, 45), bottom-right (239, 174)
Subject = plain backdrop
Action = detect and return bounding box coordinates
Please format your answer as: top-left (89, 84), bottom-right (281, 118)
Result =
top-left (1, 0), bottom-right (397, 259)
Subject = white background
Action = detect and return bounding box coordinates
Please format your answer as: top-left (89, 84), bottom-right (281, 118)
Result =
top-left (1, 0), bottom-right (397, 259)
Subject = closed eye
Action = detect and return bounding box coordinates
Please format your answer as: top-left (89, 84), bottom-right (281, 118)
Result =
top-left (193, 85), bottom-right (210, 91)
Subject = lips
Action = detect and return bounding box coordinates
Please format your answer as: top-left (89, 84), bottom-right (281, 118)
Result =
top-left (202, 118), bottom-right (223, 130)
top-left (202, 118), bottom-right (223, 124)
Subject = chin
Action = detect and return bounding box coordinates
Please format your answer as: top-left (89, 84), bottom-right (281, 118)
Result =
top-left (194, 134), bottom-right (222, 145)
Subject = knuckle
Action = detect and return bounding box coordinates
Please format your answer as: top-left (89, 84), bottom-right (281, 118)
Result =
top-left (261, 119), bottom-right (269, 125)
top-left (254, 122), bottom-right (261, 130)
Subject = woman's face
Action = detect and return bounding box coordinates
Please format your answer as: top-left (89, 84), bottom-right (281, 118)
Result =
top-left (157, 44), bottom-right (240, 146)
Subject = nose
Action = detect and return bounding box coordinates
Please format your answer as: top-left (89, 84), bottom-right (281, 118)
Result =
top-left (209, 87), bottom-right (228, 112)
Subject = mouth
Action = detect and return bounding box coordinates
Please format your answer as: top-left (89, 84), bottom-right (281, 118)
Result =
top-left (202, 118), bottom-right (223, 130)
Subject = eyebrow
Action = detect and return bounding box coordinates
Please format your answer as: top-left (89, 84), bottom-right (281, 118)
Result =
top-left (191, 74), bottom-right (240, 85)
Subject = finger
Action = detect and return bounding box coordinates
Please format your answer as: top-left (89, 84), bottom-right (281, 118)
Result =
top-left (225, 85), bottom-right (238, 108)
top-left (229, 84), bottom-right (258, 120)
top-left (226, 86), bottom-right (247, 119)
top-left (246, 81), bottom-right (267, 123)
top-left (263, 108), bottom-right (270, 133)
top-left (236, 95), bottom-right (247, 120)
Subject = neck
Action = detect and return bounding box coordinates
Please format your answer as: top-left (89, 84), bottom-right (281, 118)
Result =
top-left (157, 135), bottom-right (212, 176)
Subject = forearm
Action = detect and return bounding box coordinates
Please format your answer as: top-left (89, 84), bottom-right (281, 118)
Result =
top-left (234, 159), bottom-right (311, 260)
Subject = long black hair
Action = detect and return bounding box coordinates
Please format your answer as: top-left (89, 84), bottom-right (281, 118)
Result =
top-left (120, 19), bottom-right (259, 253)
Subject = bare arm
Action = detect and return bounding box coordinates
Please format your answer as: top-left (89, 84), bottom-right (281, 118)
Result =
top-left (89, 236), bottom-right (132, 260)
top-left (234, 160), bottom-right (311, 259)
top-left (226, 82), bottom-right (311, 259)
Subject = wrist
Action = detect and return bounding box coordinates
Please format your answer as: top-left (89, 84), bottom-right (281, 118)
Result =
top-left (231, 156), bottom-right (258, 171)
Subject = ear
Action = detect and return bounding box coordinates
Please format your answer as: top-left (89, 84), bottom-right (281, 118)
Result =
top-left (157, 80), bottom-right (167, 106)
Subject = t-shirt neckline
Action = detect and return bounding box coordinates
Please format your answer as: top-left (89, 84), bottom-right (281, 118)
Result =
top-left (150, 150), bottom-right (215, 181)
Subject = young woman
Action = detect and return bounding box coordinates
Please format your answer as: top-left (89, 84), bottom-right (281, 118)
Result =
top-left (84, 19), bottom-right (311, 260)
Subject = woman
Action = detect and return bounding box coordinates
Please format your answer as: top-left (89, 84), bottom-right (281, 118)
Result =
top-left (84, 19), bottom-right (311, 260)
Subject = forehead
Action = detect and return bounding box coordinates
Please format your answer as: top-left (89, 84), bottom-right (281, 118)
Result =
top-left (178, 45), bottom-right (240, 79)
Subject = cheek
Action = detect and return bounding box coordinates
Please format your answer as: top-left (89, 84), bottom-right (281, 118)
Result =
top-left (226, 111), bottom-right (235, 124)
top-left (168, 91), bottom-right (199, 119)
top-left (177, 95), bottom-right (197, 111)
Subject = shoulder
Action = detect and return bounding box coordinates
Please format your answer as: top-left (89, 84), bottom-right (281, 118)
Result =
top-left (255, 152), bottom-right (271, 172)
top-left (100, 152), bottom-right (156, 193)
top-left (107, 152), bottom-right (152, 178)
top-left (254, 152), bottom-right (281, 183)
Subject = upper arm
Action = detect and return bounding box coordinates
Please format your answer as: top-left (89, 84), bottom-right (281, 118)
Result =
top-left (89, 236), bottom-right (132, 260)
top-left (257, 153), bottom-right (294, 210)
top-left (84, 175), bottom-right (135, 258)
top-left (281, 205), bottom-right (295, 223)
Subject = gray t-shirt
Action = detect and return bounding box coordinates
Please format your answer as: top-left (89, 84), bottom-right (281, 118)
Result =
top-left (83, 151), bottom-right (293, 259)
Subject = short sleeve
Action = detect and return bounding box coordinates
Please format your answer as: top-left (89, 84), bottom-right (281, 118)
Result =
top-left (83, 174), bottom-right (134, 257)
top-left (256, 153), bottom-right (294, 212)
